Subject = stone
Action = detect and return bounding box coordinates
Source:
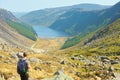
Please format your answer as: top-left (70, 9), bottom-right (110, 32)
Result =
top-left (53, 69), bottom-right (74, 80)
top-left (108, 66), bottom-right (114, 72)
top-left (0, 47), bottom-right (3, 50)
top-left (76, 72), bottom-right (81, 77)
top-left (0, 55), bottom-right (4, 58)
top-left (10, 54), bottom-right (18, 59)
top-left (29, 78), bottom-right (37, 80)
top-left (101, 56), bottom-right (109, 60)
top-left (17, 52), bottom-right (23, 58)
top-left (95, 76), bottom-right (101, 80)
top-left (42, 69), bottom-right (74, 80)
top-left (34, 66), bottom-right (42, 71)
top-left (43, 61), bottom-right (51, 65)
top-left (0, 74), bottom-right (5, 80)
top-left (4, 60), bottom-right (10, 63)
top-left (60, 61), bottom-right (65, 64)
top-left (9, 51), bottom-right (16, 55)
top-left (71, 56), bottom-right (79, 60)
top-left (29, 57), bottom-right (41, 63)
top-left (102, 59), bottom-right (110, 63)
top-left (110, 60), bottom-right (119, 65)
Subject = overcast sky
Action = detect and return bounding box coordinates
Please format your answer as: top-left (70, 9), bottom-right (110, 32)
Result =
top-left (0, 0), bottom-right (119, 12)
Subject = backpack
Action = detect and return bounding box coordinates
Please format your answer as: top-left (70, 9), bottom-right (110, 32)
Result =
top-left (17, 59), bottom-right (28, 74)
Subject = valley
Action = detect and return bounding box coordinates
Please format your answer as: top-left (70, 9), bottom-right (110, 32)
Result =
top-left (0, 1), bottom-right (120, 80)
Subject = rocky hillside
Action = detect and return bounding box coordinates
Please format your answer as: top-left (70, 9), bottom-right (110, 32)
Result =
top-left (79, 18), bottom-right (120, 56)
top-left (0, 9), bottom-right (18, 22)
top-left (20, 4), bottom-right (110, 27)
top-left (0, 36), bottom-right (119, 80)
top-left (54, 18), bottom-right (120, 80)
top-left (0, 9), bottom-right (37, 47)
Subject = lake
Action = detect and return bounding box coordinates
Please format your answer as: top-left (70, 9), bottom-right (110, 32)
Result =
top-left (33, 26), bottom-right (69, 38)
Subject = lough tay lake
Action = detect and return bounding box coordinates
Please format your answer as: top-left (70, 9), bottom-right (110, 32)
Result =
top-left (33, 26), bottom-right (69, 38)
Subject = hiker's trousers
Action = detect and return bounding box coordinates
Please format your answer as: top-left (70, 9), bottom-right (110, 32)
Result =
top-left (20, 73), bottom-right (29, 80)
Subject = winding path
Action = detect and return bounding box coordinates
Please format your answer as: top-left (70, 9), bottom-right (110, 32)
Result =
top-left (30, 39), bottom-right (45, 53)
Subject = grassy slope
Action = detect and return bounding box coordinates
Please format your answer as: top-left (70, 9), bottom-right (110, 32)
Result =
top-left (84, 19), bottom-right (120, 55)
top-left (65, 19), bottom-right (120, 56)
top-left (52, 2), bottom-right (120, 49)
top-left (7, 20), bottom-right (37, 41)
top-left (54, 19), bottom-right (120, 80)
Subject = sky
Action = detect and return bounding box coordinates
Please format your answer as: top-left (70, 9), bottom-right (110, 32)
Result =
top-left (0, 0), bottom-right (120, 12)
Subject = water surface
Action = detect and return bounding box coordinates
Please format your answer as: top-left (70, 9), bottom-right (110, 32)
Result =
top-left (33, 26), bottom-right (69, 38)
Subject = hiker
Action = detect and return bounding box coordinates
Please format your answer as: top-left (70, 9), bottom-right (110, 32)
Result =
top-left (17, 52), bottom-right (30, 80)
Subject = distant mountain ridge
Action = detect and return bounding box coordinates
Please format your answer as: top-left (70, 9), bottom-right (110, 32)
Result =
top-left (13, 12), bottom-right (27, 18)
top-left (60, 2), bottom-right (120, 49)
top-left (50, 2), bottom-right (120, 35)
top-left (20, 4), bottom-right (110, 27)
top-left (71, 3), bottom-right (110, 11)
top-left (0, 9), bottom-right (19, 21)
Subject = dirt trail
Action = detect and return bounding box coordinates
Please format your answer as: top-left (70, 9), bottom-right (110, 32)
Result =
top-left (30, 39), bottom-right (45, 53)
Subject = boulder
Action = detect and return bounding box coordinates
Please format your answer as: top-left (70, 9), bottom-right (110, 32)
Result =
top-left (108, 66), bottom-right (114, 72)
top-left (9, 51), bottom-right (16, 55)
top-left (29, 57), bottom-right (41, 63)
top-left (110, 60), bottom-right (119, 65)
top-left (42, 69), bottom-right (74, 80)
top-left (0, 55), bottom-right (4, 58)
top-left (71, 56), bottom-right (79, 60)
top-left (60, 60), bottom-right (65, 64)
top-left (0, 47), bottom-right (3, 50)
top-left (101, 56), bottom-right (110, 61)
top-left (17, 52), bottom-right (23, 58)
top-left (0, 73), bottom-right (5, 80)
top-left (95, 76), bottom-right (101, 80)
top-left (54, 70), bottom-right (74, 80)
top-left (10, 54), bottom-right (18, 59)
top-left (4, 60), bottom-right (10, 63)
top-left (34, 66), bottom-right (42, 71)
top-left (102, 59), bottom-right (110, 63)
top-left (76, 72), bottom-right (81, 77)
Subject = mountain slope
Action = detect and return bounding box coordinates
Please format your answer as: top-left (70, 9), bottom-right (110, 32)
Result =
top-left (77, 18), bottom-right (120, 55)
top-left (50, 10), bottom-right (100, 35)
top-left (20, 4), bottom-right (110, 27)
top-left (86, 18), bottom-right (120, 43)
top-left (0, 9), bottom-right (37, 41)
top-left (60, 18), bottom-right (120, 57)
top-left (51, 2), bottom-right (120, 49)
top-left (0, 9), bottom-right (37, 47)
top-left (50, 2), bottom-right (120, 34)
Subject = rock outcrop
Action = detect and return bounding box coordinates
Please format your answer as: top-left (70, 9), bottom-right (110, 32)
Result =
top-left (43, 69), bottom-right (74, 80)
